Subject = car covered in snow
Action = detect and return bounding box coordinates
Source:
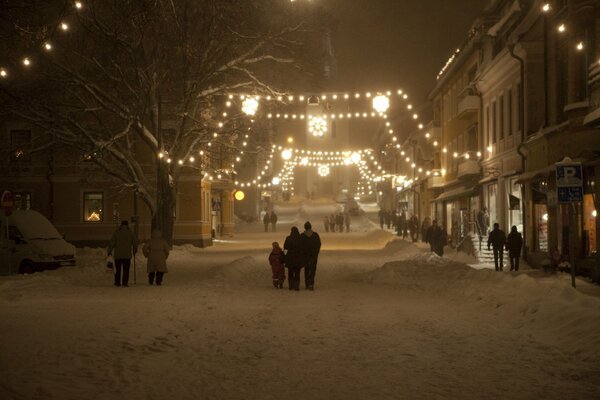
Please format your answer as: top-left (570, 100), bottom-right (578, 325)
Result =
top-left (0, 209), bottom-right (76, 274)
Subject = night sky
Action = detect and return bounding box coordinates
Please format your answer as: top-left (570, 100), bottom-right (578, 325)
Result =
top-left (326, 0), bottom-right (486, 104)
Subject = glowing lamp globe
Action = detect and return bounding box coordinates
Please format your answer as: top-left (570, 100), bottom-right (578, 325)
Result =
top-left (242, 97), bottom-right (259, 116)
top-left (350, 152), bottom-right (361, 164)
top-left (281, 149), bottom-right (293, 160)
top-left (308, 116), bottom-right (328, 137)
top-left (234, 190), bottom-right (245, 201)
top-left (372, 95), bottom-right (390, 114)
top-left (272, 177), bottom-right (281, 185)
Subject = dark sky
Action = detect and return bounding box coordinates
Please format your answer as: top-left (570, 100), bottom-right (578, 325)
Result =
top-left (325, 0), bottom-right (487, 106)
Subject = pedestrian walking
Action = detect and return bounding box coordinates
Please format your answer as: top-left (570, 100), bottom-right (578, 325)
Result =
top-left (385, 210), bottom-right (392, 229)
top-left (107, 220), bottom-right (138, 287)
top-left (378, 208), bottom-right (385, 229)
top-left (488, 223), bottom-right (507, 271)
top-left (270, 210), bottom-right (278, 232)
top-left (336, 213), bottom-right (344, 233)
top-left (505, 226), bottom-right (523, 272)
top-left (263, 212), bottom-right (271, 232)
top-left (323, 215), bottom-right (330, 232)
top-left (476, 207), bottom-right (489, 250)
top-left (142, 229), bottom-right (170, 286)
top-left (344, 213), bottom-right (351, 232)
top-left (268, 241), bottom-right (286, 288)
top-left (329, 213), bottom-right (336, 232)
top-left (400, 211), bottom-right (408, 239)
top-left (426, 220), bottom-right (446, 257)
top-left (301, 221), bottom-right (321, 291)
top-left (421, 217), bottom-right (431, 243)
top-left (410, 215), bottom-right (419, 242)
top-left (284, 226), bottom-right (303, 291)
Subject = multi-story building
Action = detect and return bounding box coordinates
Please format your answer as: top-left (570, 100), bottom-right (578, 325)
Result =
top-left (1, 121), bottom-right (227, 247)
top-left (431, 0), bottom-right (600, 278)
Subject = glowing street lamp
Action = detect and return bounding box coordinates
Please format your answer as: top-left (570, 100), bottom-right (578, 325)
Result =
top-left (350, 152), bottom-right (361, 164)
top-left (372, 95), bottom-right (390, 114)
top-left (242, 97), bottom-right (259, 116)
top-left (234, 190), bottom-right (245, 201)
top-left (281, 149), bottom-right (293, 160)
top-left (272, 177), bottom-right (281, 185)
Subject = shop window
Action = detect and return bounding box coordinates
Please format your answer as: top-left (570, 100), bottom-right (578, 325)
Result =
top-left (507, 178), bottom-right (523, 233)
top-left (10, 129), bottom-right (32, 161)
top-left (486, 183), bottom-right (498, 226)
top-left (83, 192), bottom-right (104, 222)
top-left (583, 194), bottom-right (597, 257)
top-left (534, 204), bottom-right (549, 252)
top-left (13, 192), bottom-right (31, 210)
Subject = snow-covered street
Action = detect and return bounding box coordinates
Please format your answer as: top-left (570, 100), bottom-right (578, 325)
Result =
top-left (1, 202), bottom-right (599, 400)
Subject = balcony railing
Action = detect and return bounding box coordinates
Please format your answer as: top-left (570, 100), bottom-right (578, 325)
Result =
top-left (427, 170), bottom-right (444, 189)
top-left (457, 152), bottom-right (481, 178)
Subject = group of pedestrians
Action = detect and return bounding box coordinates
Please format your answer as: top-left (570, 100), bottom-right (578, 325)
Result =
top-left (487, 223), bottom-right (523, 272)
top-left (262, 210), bottom-right (278, 232)
top-left (107, 220), bottom-right (170, 287)
top-left (268, 221), bottom-right (322, 291)
top-left (323, 212), bottom-right (350, 232)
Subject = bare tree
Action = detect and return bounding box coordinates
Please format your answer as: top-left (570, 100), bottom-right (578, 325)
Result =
top-left (0, 0), bottom-right (320, 241)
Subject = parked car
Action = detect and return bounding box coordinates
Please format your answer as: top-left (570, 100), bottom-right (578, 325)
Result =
top-left (0, 209), bottom-right (76, 274)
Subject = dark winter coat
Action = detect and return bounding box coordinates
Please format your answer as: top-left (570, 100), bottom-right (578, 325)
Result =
top-left (301, 229), bottom-right (322, 260)
top-left (426, 226), bottom-right (446, 254)
top-left (506, 231), bottom-right (523, 257)
top-left (263, 213), bottom-right (271, 224)
top-left (487, 228), bottom-right (507, 250)
top-left (269, 247), bottom-right (285, 279)
top-left (284, 232), bottom-right (304, 269)
top-left (270, 212), bottom-right (278, 224)
top-left (108, 226), bottom-right (138, 259)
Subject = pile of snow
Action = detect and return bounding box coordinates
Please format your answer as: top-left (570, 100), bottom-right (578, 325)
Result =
top-left (360, 253), bottom-right (600, 358)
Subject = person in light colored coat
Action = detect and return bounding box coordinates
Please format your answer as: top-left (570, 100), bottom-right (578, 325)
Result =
top-left (143, 229), bottom-right (170, 285)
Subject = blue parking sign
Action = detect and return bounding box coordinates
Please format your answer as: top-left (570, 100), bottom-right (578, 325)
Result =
top-left (556, 163), bottom-right (583, 203)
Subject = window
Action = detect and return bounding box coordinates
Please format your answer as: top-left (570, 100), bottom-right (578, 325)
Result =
top-left (13, 192), bottom-right (31, 210)
top-left (83, 192), bottom-right (104, 222)
top-left (507, 89), bottom-right (513, 136)
top-left (516, 83), bottom-right (522, 131)
top-left (10, 130), bottom-right (32, 161)
top-left (492, 101), bottom-right (497, 143)
top-left (499, 95), bottom-right (504, 140)
top-left (331, 121), bottom-right (337, 139)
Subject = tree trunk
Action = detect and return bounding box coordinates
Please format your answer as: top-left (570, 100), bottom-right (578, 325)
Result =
top-left (152, 165), bottom-right (176, 246)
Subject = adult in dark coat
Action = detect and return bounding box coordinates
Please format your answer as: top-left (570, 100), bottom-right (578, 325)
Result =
top-left (263, 212), bottom-right (270, 232)
top-left (488, 223), bottom-right (507, 271)
top-left (421, 217), bottom-right (431, 243)
top-left (399, 211), bottom-right (408, 239)
top-left (270, 211), bottom-right (278, 232)
top-left (108, 220), bottom-right (138, 287)
top-left (410, 215), bottom-right (419, 242)
top-left (284, 227), bottom-right (303, 291)
top-left (426, 220), bottom-right (446, 256)
top-left (301, 221), bottom-right (322, 291)
top-left (336, 213), bottom-right (344, 233)
top-left (505, 225), bottom-right (523, 272)
top-left (378, 209), bottom-right (385, 229)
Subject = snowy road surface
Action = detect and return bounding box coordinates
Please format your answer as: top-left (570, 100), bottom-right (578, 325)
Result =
top-left (1, 201), bottom-right (599, 400)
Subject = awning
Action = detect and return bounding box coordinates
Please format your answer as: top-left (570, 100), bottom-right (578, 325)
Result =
top-left (433, 185), bottom-right (475, 202)
top-left (514, 165), bottom-right (554, 185)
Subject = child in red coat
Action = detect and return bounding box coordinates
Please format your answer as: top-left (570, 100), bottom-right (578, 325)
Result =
top-left (269, 241), bottom-right (286, 289)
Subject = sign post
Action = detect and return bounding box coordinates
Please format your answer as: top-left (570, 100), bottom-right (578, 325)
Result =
top-left (555, 158), bottom-right (583, 288)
